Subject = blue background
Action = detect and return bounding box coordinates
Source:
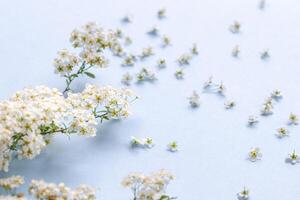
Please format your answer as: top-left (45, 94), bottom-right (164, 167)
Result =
top-left (1, 0), bottom-right (300, 199)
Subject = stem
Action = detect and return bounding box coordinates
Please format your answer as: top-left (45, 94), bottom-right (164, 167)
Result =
top-left (63, 62), bottom-right (93, 94)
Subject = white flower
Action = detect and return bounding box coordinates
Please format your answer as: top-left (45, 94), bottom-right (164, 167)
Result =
top-left (248, 147), bottom-right (262, 162)
top-left (0, 176), bottom-right (24, 191)
top-left (131, 136), bottom-right (154, 149)
top-left (203, 76), bottom-right (214, 88)
top-left (177, 54), bottom-right (192, 65)
top-left (203, 77), bottom-right (226, 96)
top-left (174, 69), bottom-right (184, 79)
top-left (0, 84), bottom-right (136, 172)
top-left (237, 187), bottom-right (249, 200)
top-left (286, 150), bottom-right (300, 165)
top-left (188, 91), bottom-right (200, 107)
top-left (162, 35), bottom-right (171, 47)
top-left (288, 113), bottom-right (298, 125)
top-left (225, 100), bottom-right (236, 109)
top-left (248, 115), bottom-right (259, 126)
top-left (122, 54), bottom-right (136, 67)
top-left (190, 43), bottom-right (198, 55)
top-left (55, 22), bottom-right (119, 93)
top-left (157, 58), bottom-right (167, 68)
top-left (276, 127), bottom-right (289, 138)
top-left (270, 89), bottom-right (282, 99)
top-left (124, 36), bottom-right (132, 46)
top-left (261, 98), bottom-right (273, 115)
top-left (167, 141), bottom-right (178, 152)
top-left (139, 47), bottom-right (154, 59)
top-left (29, 179), bottom-right (96, 200)
top-left (136, 68), bottom-right (157, 82)
top-left (158, 8), bottom-right (166, 19)
top-left (122, 170), bottom-right (175, 200)
top-left (229, 21), bottom-right (241, 33)
top-left (121, 73), bottom-right (133, 86)
top-left (232, 45), bottom-right (240, 57)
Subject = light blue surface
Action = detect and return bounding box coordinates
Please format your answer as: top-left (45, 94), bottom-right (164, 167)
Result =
top-left (1, 0), bottom-right (300, 199)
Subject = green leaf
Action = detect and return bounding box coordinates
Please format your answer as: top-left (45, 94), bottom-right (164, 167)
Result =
top-left (84, 72), bottom-right (96, 78)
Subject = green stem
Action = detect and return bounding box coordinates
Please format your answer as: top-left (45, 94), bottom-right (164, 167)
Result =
top-left (63, 62), bottom-right (93, 94)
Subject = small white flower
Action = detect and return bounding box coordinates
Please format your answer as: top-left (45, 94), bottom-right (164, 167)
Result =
top-left (270, 89), bottom-right (282, 99)
top-left (157, 58), bottom-right (167, 68)
top-left (191, 43), bottom-right (198, 55)
top-left (167, 141), bottom-right (178, 152)
top-left (115, 28), bottom-right (123, 38)
top-left (248, 115), bottom-right (259, 126)
top-left (225, 100), bottom-right (236, 109)
top-left (237, 187), bottom-right (249, 200)
top-left (276, 127), bottom-right (289, 138)
top-left (145, 138), bottom-right (154, 148)
top-left (174, 69), bottom-right (184, 79)
top-left (121, 73), bottom-right (133, 86)
top-left (217, 82), bottom-right (226, 95)
top-left (131, 136), bottom-right (144, 146)
top-left (158, 8), bottom-right (166, 19)
top-left (139, 47), bottom-right (154, 59)
top-left (136, 68), bottom-right (157, 82)
top-left (122, 54), bottom-right (136, 67)
top-left (131, 136), bottom-right (154, 149)
top-left (124, 36), bottom-right (132, 46)
top-left (232, 45), bottom-right (240, 57)
top-left (288, 113), bottom-right (298, 125)
top-left (261, 99), bottom-right (273, 115)
top-left (286, 150), bottom-right (300, 165)
top-left (177, 54), bottom-right (192, 65)
top-left (248, 147), bottom-right (262, 162)
top-left (162, 35), bottom-right (171, 47)
top-left (188, 91), bottom-right (200, 107)
top-left (229, 21), bottom-right (241, 33)
top-left (203, 76), bottom-right (214, 89)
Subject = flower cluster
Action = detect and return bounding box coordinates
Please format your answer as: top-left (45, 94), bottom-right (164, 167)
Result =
top-left (54, 22), bottom-right (118, 93)
top-left (131, 136), bottom-right (154, 148)
top-left (188, 91), bottom-right (200, 108)
top-left (122, 169), bottom-right (175, 200)
top-left (0, 84), bottom-right (136, 172)
top-left (0, 176), bottom-right (24, 191)
top-left (203, 76), bottom-right (226, 96)
top-left (29, 179), bottom-right (96, 200)
top-left (0, 176), bottom-right (25, 200)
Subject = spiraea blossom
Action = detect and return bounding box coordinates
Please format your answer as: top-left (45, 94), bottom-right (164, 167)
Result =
top-left (0, 84), bottom-right (136, 172)
top-left (0, 176), bottom-right (25, 200)
top-left (29, 179), bottom-right (96, 200)
top-left (0, 176), bottom-right (24, 191)
top-left (54, 22), bottom-right (119, 93)
top-left (122, 169), bottom-right (175, 200)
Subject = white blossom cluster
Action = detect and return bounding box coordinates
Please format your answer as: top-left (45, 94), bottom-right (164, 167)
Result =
top-left (0, 84), bottom-right (135, 172)
top-left (122, 169), bottom-right (175, 200)
top-left (28, 179), bottom-right (96, 200)
top-left (0, 176), bottom-right (24, 191)
top-left (54, 22), bottom-right (119, 93)
top-left (0, 176), bottom-right (25, 200)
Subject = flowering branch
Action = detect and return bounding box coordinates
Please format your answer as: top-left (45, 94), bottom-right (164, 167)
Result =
top-left (0, 84), bottom-right (136, 172)
top-left (54, 22), bottom-right (119, 94)
top-left (122, 169), bottom-right (175, 200)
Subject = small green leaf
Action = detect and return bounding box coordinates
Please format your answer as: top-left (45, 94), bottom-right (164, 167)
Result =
top-left (84, 72), bottom-right (96, 78)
